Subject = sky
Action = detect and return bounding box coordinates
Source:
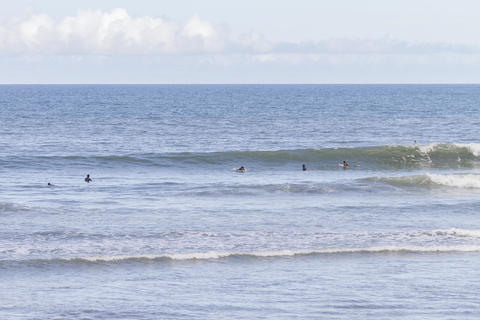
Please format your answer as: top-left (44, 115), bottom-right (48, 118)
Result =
top-left (1, 0), bottom-right (480, 83)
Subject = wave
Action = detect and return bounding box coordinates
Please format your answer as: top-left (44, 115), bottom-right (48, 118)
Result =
top-left (3, 228), bottom-right (480, 264)
top-left (0, 202), bottom-right (32, 213)
top-left (2, 143), bottom-right (480, 170)
top-left (418, 143), bottom-right (480, 157)
top-left (428, 228), bottom-right (480, 238)
top-left (6, 245), bottom-right (480, 264)
top-left (370, 173), bottom-right (480, 189)
top-left (183, 181), bottom-right (375, 196)
top-left (8, 228), bottom-right (480, 245)
top-left (188, 173), bottom-right (480, 195)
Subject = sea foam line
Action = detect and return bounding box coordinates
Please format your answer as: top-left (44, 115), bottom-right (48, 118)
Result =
top-left (11, 245), bottom-right (480, 264)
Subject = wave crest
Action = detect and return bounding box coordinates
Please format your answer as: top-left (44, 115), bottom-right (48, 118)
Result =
top-left (7, 245), bottom-right (480, 264)
top-left (3, 143), bottom-right (480, 170)
top-left (371, 173), bottom-right (480, 189)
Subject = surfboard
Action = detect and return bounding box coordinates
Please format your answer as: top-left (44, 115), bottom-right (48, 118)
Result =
top-left (338, 163), bottom-right (360, 168)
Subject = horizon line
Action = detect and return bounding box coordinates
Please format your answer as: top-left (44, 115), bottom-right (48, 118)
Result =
top-left (1, 83), bottom-right (480, 85)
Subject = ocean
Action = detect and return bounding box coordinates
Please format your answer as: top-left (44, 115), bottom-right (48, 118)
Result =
top-left (1, 84), bottom-right (480, 319)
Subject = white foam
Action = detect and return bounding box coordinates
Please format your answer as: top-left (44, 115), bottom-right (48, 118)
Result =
top-left (417, 142), bottom-right (480, 157)
top-left (452, 143), bottom-right (480, 157)
top-left (417, 143), bottom-right (440, 154)
top-left (58, 245), bottom-right (480, 262)
top-left (427, 173), bottom-right (480, 188)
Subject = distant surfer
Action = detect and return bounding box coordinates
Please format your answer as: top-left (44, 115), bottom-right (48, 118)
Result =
top-left (342, 161), bottom-right (349, 168)
top-left (84, 174), bottom-right (92, 183)
top-left (302, 164), bottom-right (307, 171)
top-left (236, 166), bottom-right (246, 173)
top-left (47, 182), bottom-right (54, 186)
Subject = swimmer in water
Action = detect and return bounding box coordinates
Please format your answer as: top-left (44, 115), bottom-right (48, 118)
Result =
top-left (84, 174), bottom-right (92, 183)
top-left (302, 164), bottom-right (307, 171)
top-left (236, 166), bottom-right (246, 173)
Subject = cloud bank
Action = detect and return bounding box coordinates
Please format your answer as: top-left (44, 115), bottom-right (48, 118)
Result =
top-left (0, 8), bottom-right (476, 57)
top-left (0, 8), bottom-right (226, 54)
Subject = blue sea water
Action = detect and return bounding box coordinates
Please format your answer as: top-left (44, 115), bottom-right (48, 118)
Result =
top-left (1, 84), bottom-right (480, 319)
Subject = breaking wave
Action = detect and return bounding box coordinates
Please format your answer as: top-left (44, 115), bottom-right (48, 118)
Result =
top-left (2, 143), bottom-right (480, 170)
top-left (3, 228), bottom-right (480, 265)
top-left (371, 173), bottom-right (480, 189)
top-left (5, 245), bottom-right (480, 265)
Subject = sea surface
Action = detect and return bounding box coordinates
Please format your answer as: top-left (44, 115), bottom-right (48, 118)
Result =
top-left (1, 84), bottom-right (480, 319)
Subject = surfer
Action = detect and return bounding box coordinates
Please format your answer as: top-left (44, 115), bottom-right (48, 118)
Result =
top-left (302, 164), bottom-right (307, 171)
top-left (84, 174), bottom-right (92, 183)
top-left (236, 166), bottom-right (246, 173)
top-left (47, 182), bottom-right (54, 186)
top-left (342, 161), bottom-right (349, 168)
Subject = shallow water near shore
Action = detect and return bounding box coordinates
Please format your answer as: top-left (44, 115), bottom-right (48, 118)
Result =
top-left (1, 84), bottom-right (480, 319)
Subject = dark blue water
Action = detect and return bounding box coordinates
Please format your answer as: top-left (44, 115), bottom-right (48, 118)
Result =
top-left (1, 85), bottom-right (480, 319)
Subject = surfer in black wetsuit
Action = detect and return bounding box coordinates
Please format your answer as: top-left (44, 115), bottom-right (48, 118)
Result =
top-left (84, 174), bottom-right (92, 183)
top-left (302, 164), bottom-right (307, 171)
top-left (342, 161), bottom-right (349, 168)
top-left (236, 166), bottom-right (245, 173)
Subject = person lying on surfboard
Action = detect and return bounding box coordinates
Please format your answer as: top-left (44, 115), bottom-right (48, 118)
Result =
top-left (340, 161), bottom-right (360, 168)
top-left (236, 166), bottom-right (246, 173)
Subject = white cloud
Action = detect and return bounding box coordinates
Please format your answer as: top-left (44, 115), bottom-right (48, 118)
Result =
top-left (237, 32), bottom-right (273, 53)
top-left (268, 37), bottom-right (477, 55)
top-left (0, 9), bottom-right (227, 54)
top-left (0, 8), bottom-right (477, 59)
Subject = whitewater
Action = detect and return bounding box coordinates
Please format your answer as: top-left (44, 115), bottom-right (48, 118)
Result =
top-left (1, 84), bottom-right (480, 319)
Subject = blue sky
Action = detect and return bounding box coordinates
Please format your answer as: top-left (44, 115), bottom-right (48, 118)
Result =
top-left (1, 0), bottom-right (480, 83)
